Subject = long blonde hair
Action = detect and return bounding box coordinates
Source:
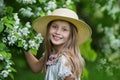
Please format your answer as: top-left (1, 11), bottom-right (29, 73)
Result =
top-left (42, 20), bottom-right (84, 78)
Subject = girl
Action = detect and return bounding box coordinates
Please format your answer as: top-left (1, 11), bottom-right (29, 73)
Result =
top-left (25, 8), bottom-right (92, 80)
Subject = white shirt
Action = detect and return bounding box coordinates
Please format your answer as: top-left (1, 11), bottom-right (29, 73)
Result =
top-left (45, 54), bottom-right (80, 80)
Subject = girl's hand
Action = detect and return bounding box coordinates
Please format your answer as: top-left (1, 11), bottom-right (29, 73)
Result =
top-left (24, 50), bottom-right (44, 73)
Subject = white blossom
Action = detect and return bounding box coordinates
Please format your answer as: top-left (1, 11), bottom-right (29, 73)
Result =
top-left (110, 39), bottom-right (120, 50)
top-left (7, 35), bottom-right (17, 45)
top-left (14, 25), bottom-right (19, 29)
top-left (66, 0), bottom-right (71, 5)
top-left (47, 10), bottom-right (52, 15)
top-left (108, 4), bottom-right (120, 20)
top-left (102, 43), bottom-right (112, 54)
top-left (44, 1), bottom-right (57, 11)
top-left (0, 54), bottom-right (3, 60)
top-left (0, 52), bottom-right (13, 79)
top-left (21, 27), bottom-right (30, 36)
top-left (2, 12), bottom-right (43, 54)
top-left (21, 40), bottom-right (28, 50)
top-left (16, 0), bottom-right (36, 4)
top-left (1, 70), bottom-right (9, 78)
top-left (48, 1), bottom-right (57, 9)
top-left (104, 27), bottom-right (120, 50)
top-left (104, 27), bottom-right (114, 38)
top-left (14, 13), bottom-right (20, 25)
top-left (14, 13), bottom-right (19, 20)
top-left (2, 37), bottom-right (7, 43)
top-left (29, 40), bottom-right (36, 49)
top-left (36, 12), bottom-right (40, 16)
top-left (25, 22), bottom-right (31, 28)
top-left (99, 58), bottom-right (107, 65)
top-left (23, 44), bottom-right (28, 50)
top-left (35, 33), bottom-right (43, 40)
top-left (35, 44), bottom-right (40, 50)
top-left (6, 65), bottom-right (10, 69)
top-left (106, 0), bottom-right (113, 11)
top-left (15, 19), bottom-right (20, 25)
top-left (19, 7), bottom-right (34, 17)
top-left (21, 39), bottom-right (26, 45)
top-left (105, 0), bottom-right (120, 20)
top-left (35, 33), bottom-right (43, 43)
top-left (37, 7), bottom-right (42, 11)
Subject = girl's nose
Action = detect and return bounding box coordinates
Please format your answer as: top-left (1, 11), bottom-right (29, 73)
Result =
top-left (56, 28), bottom-right (61, 34)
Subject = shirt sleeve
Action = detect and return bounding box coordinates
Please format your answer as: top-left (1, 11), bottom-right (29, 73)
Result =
top-left (58, 55), bottom-right (73, 80)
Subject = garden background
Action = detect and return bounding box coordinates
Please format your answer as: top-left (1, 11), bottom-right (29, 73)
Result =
top-left (0, 0), bottom-right (120, 80)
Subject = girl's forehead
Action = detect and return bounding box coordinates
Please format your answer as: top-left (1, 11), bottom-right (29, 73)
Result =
top-left (51, 21), bottom-right (71, 29)
top-left (51, 20), bottom-right (71, 27)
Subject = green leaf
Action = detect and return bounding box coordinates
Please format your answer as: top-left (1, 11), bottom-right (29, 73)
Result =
top-left (40, 11), bottom-right (45, 16)
top-left (0, 51), bottom-right (11, 59)
top-left (18, 41), bottom-right (23, 47)
top-left (80, 39), bottom-right (97, 62)
top-left (5, 6), bottom-right (13, 14)
top-left (10, 67), bottom-right (17, 72)
top-left (29, 49), bottom-right (37, 55)
top-left (9, 73), bottom-right (14, 80)
top-left (7, 20), bottom-right (15, 24)
top-left (82, 67), bottom-right (89, 79)
top-left (5, 23), bottom-right (13, 30)
top-left (6, 52), bottom-right (12, 59)
top-left (0, 22), bottom-right (4, 32)
top-left (0, 42), bottom-right (7, 51)
top-left (3, 16), bottom-right (15, 25)
top-left (39, 0), bottom-right (43, 3)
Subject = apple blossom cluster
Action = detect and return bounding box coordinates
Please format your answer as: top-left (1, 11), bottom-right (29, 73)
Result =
top-left (16, 0), bottom-right (36, 4)
top-left (0, 52), bottom-right (14, 79)
top-left (19, 7), bottom-right (34, 18)
top-left (18, 0), bottom-right (73, 18)
top-left (1, 13), bottom-right (43, 51)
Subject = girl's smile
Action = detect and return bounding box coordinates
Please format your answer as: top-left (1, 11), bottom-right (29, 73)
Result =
top-left (52, 34), bottom-right (62, 41)
top-left (49, 20), bottom-right (70, 47)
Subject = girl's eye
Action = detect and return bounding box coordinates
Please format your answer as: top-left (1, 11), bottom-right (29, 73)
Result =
top-left (52, 25), bottom-right (58, 29)
top-left (63, 28), bottom-right (68, 32)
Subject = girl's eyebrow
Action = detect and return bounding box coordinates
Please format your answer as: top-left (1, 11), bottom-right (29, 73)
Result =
top-left (51, 23), bottom-right (57, 25)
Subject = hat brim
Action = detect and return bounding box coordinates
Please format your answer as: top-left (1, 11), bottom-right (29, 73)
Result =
top-left (32, 15), bottom-right (92, 45)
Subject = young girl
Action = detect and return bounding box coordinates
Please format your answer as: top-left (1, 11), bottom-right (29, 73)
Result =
top-left (25, 8), bottom-right (92, 80)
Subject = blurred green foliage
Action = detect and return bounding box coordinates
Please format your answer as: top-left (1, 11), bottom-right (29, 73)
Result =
top-left (76, 0), bottom-right (120, 80)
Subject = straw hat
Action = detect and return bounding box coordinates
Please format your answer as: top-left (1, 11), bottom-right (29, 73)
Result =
top-left (32, 8), bottom-right (92, 45)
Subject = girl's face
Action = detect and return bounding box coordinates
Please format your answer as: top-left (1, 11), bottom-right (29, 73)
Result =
top-left (49, 20), bottom-right (71, 47)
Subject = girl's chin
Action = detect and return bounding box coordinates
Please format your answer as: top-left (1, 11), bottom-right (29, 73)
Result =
top-left (51, 41), bottom-right (63, 46)
top-left (52, 42), bottom-right (61, 45)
